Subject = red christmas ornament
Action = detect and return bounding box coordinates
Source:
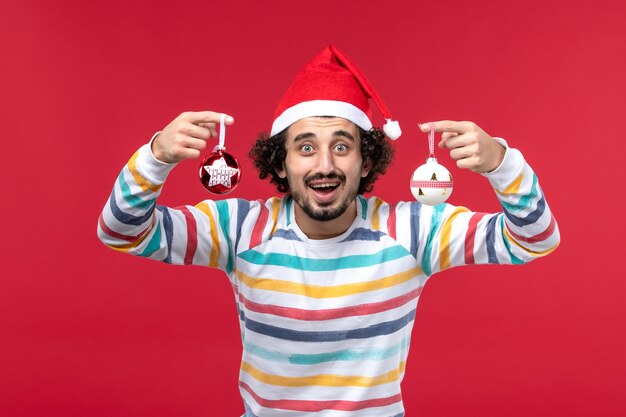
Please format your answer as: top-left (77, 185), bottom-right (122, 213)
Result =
top-left (199, 148), bottom-right (241, 194)
top-left (198, 113), bottom-right (241, 194)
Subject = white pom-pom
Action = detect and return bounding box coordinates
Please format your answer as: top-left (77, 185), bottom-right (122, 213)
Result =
top-left (383, 119), bottom-right (402, 140)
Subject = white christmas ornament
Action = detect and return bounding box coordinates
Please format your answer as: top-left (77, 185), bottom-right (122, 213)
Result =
top-left (410, 123), bottom-right (454, 206)
top-left (410, 158), bottom-right (454, 205)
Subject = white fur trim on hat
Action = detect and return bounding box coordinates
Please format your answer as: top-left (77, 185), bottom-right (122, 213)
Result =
top-left (270, 100), bottom-right (373, 136)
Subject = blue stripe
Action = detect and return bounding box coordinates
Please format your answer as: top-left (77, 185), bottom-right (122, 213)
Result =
top-left (503, 193), bottom-right (546, 228)
top-left (156, 206), bottom-right (173, 264)
top-left (117, 171), bottom-right (156, 210)
top-left (485, 215), bottom-right (500, 264)
top-left (340, 227), bottom-right (385, 242)
top-left (271, 228), bottom-right (302, 241)
top-left (421, 204), bottom-right (446, 276)
top-left (500, 216), bottom-right (524, 264)
top-left (242, 309), bottom-right (416, 342)
top-left (235, 199), bottom-right (251, 253)
top-left (244, 336), bottom-right (411, 365)
top-left (109, 189), bottom-right (155, 226)
top-left (216, 200), bottom-right (234, 273)
top-left (500, 173), bottom-right (539, 213)
top-left (238, 245), bottom-right (409, 271)
top-left (244, 401), bottom-right (258, 417)
top-left (409, 202), bottom-right (422, 257)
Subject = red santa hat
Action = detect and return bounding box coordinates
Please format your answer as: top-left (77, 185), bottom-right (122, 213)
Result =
top-left (270, 45), bottom-right (402, 140)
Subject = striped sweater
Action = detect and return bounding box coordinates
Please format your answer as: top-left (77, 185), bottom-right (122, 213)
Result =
top-left (98, 139), bottom-right (559, 417)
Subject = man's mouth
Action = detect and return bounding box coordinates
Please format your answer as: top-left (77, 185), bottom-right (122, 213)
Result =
top-left (305, 174), bottom-right (345, 200)
top-left (309, 181), bottom-right (340, 195)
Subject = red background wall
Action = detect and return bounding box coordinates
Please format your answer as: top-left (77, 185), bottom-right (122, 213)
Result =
top-left (1, 0), bottom-right (625, 416)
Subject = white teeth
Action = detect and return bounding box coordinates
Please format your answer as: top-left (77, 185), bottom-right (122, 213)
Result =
top-left (310, 183), bottom-right (338, 189)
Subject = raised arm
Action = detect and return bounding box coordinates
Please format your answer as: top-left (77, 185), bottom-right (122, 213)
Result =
top-left (96, 111), bottom-right (246, 271)
top-left (396, 121), bottom-right (560, 276)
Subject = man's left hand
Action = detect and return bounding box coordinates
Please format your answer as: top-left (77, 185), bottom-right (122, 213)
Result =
top-left (419, 121), bottom-right (505, 173)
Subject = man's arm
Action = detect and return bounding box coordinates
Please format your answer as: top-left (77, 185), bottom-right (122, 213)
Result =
top-left (394, 121), bottom-right (560, 276)
top-left (96, 111), bottom-right (247, 271)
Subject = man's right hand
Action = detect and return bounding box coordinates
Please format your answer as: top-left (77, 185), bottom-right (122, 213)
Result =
top-left (151, 111), bottom-right (235, 164)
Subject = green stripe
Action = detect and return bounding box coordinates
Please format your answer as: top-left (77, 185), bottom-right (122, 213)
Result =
top-left (140, 223), bottom-right (162, 257)
top-left (239, 245), bottom-right (409, 271)
top-left (500, 173), bottom-right (539, 213)
top-left (216, 200), bottom-right (234, 273)
top-left (286, 197), bottom-right (292, 225)
top-left (244, 336), bottom-right (410, 365)
top-left (358, 195), bottom-right (367, 220)
top-left (118, 171), bottom-right (155, 210)
top-left (500, 216), bottom-right (524, 264)
top-left (421, 204), bottom-right (446, 276)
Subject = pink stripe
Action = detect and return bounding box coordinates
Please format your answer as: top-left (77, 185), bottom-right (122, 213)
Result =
top-left (464, 212), bottom-right (488, 264)
top-left (507, 215), bottom-right (557, 244)
top-left (387, 203), bottom-right (397, 240)
top-left (240, 381), bottom-right (402, 412)
top-left (98, 214), bottom-right (147, 243)
top-left (249, 200), bottom-right (269, 248)
top-left (238, 287), bottom-right (422, 320)
top-left (410, 180), bottom-right (454, 188)
top-left (178, 207), bottom-right (198, 265)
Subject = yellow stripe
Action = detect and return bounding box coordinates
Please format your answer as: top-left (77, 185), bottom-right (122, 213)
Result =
top-left (128, 151), bottom-right (163, 193)
top-left (270, 197), bottom-right (280, 235)
top-left (439, 206), bottom-right (470, 270)
top-left (196, 202), bottom-right (221, 267)
top-left (241, 361), bottom-right (406, 387)
top-left (503, 226), bottom-right (560, 257)
top-left (236, 265), bottom-right (423, 298)
top-left (372, 198), bottom-right (383, 231)
top-left (497, 172), bottom-right (523, 195)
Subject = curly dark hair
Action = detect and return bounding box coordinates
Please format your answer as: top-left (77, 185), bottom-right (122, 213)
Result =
top-left (249, 125), bottom-right (394, 195)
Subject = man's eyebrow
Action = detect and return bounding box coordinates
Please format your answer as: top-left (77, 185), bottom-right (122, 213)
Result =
top-left (292, 130), bottom-right (356, 143)
top-left (293, 132), bottom-right (315, 143)
top-left (333, 130), bottom-right (356, 141)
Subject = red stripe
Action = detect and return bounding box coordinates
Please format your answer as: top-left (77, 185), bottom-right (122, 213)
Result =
top-left (464, 212), bottom-right (488, 264)
top-left (410, 180), bottom-right (454, 188)
top-left (238, 287), bottom-right (422, 321)
top-left (179, 206), bottom-right (198, 265)
top-left (249, 200), bottom-right (269, 248)
top-left (98, 214), bottom-right (147, 243)
top-left (387, 203), bottom-right (397, 240)
top-left (240, 381), bottom-right (402, 412)
top-left (507, 215), bottom-right (557, 244)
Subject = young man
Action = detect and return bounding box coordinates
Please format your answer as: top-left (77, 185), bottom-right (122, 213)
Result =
top-left (98, 45), bottom-right (559, 417)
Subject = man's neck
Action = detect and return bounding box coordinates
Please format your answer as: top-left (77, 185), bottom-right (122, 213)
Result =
top-left (294, 200), bottom-right (357, 240)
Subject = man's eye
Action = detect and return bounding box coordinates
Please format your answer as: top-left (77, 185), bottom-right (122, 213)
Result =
top-left (335, 144), bottom-right (347, 152)
top-left (301, 144), bottom-right (314, 153)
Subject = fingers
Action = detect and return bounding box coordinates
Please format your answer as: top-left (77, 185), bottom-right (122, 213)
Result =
top-left (419, 120), bottom-right (478, 135)
top-left (439, 131), bottom-right (459, 149)
top-left (180, 111), bottom-right (235, 125)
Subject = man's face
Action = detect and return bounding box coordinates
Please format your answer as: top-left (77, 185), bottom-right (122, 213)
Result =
top-left (277, 117), bottom-right (371, 222)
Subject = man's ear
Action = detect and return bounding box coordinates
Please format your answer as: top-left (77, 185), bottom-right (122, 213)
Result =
top-left (361, 158), bottom-right (373, 178)
top-left (276, 162), bottom-right (287, 179)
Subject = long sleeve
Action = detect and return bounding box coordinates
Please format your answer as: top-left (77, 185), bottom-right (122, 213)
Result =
top-left (97, 143), bottom-right (255, 273)
top-left (391, 138), bottom-right (560, 276)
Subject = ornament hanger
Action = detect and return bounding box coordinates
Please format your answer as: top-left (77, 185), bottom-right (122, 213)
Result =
top-left (409, 122), bottom-right (454, 206)
top-left (198, 113), bottom-right (241, 194)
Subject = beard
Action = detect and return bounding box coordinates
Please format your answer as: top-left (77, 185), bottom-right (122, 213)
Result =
top-left (290, 172), bottom-right (359, 221)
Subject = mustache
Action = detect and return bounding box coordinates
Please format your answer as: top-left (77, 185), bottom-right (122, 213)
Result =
top-left (304, 172), bottom-right (346, 186)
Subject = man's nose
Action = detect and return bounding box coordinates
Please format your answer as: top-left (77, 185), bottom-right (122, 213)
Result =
top-left (317, 149), bottom-right (336, 174)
